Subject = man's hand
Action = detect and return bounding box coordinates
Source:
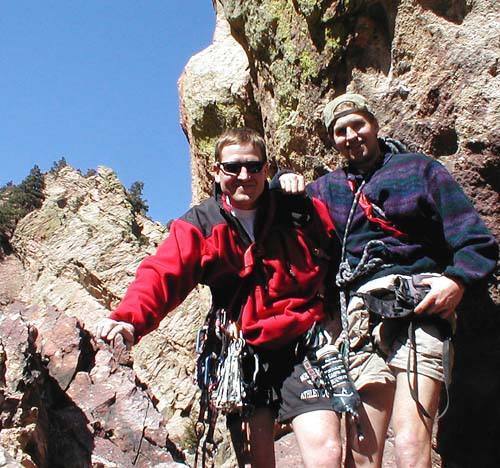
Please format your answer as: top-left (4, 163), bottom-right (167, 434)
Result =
top-left (279, 173), bottom-right (305, 194)
top-left (414, 276), bottom-right (465, 319)
top-left (95, 318), bottom-right (135, 349)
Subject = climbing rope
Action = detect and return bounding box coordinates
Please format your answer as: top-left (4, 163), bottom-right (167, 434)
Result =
top-left (335, 180), bottom-right (393, 361)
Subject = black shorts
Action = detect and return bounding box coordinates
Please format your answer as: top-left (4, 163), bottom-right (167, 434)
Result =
top-left (249, 342), bottom-right (334, 423)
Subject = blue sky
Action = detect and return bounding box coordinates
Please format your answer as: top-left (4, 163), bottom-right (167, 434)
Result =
top-left (1, 1), bottom-right (216, 223)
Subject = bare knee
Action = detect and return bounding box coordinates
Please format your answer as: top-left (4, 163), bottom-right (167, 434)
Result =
top-left (293, 411), bottom-right (342, 468)
top-left (302, 434), bottom-right (342, 468)
top-left (394, 429), bottom-right (431, 467)
top-left (391, 371), bottom-right (441, 467)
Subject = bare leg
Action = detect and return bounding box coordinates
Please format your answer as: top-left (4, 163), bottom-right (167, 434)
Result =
top-left (391, 371), bottom-right (441, 468)
top-left (292, 409), bottom-right (342, 468)
top-left (247, 407), bottom-right (276, 468)
top-left (345, 382), bottom-right (395, 468)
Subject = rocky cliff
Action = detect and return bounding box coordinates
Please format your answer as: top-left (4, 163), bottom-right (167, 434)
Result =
top-left (179, 0), bottom-right (499, 466)
top-left (1, 0), bottom-right (499, 466)
top-left (1, 167), bottom-right (207, 466)
top-left (181, 1), bottom-right (499, 238)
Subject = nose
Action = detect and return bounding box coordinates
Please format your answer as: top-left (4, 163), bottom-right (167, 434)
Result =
top-left (237, 166), bottom-right (250, 180)
top-left (346, 126), bottom-right (357, 141)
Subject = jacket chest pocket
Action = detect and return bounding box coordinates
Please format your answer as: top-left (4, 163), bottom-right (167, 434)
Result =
top-left (259, 228), bottom-right (325, 297)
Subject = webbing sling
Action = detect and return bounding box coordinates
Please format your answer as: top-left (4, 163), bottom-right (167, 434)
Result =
top-left (406, 318), bottom-right (453, 420)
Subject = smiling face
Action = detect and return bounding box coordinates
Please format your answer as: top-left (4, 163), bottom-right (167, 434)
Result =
top-left (332, 112), bottom-right (381, 172)
top-left (214, 143), bottom-right (268, 210)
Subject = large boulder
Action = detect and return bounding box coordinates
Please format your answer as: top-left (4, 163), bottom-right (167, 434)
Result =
top-left (0, 301), bottom-right (182, 467)
top-left (178, 1), bottom-right (499, 465)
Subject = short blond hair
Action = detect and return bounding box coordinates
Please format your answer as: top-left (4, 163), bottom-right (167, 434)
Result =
top-left (214, 128), bottom-right (267, 162)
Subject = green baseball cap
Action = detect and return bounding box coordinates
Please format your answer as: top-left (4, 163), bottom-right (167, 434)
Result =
top-left (323, 93), bottom-right (375, 131)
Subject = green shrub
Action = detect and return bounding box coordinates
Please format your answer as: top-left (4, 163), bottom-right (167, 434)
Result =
top-left (0, 165), bottom-right (45, 245)
top-left (127, 181), bottom-right (149, 215)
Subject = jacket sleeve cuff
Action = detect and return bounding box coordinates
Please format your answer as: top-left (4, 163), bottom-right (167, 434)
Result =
top-left (443, 267), bottom-right (472, 288)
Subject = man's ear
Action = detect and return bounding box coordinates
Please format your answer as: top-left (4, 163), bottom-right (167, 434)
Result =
top-left (326, 127), bottom-right (337, 150)
top-left (213, 163), bottom-right (221, 183)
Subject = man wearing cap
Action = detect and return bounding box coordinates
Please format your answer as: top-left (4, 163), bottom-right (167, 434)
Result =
top-left (278, 94), bottom-right (498, 467)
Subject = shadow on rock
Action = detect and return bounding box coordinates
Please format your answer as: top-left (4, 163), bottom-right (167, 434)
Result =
top-left (0, 301), bottom-right (184, 467)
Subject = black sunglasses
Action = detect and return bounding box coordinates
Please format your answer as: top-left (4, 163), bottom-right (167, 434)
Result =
top-left (218, 161), bottom-right (266, 175)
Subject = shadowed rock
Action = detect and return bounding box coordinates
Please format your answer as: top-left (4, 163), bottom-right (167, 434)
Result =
top-left (0, 301), bottom-right (183, 467)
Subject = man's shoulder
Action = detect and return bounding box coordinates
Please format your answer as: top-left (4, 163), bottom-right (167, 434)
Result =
top-left (176, 197), bottom-right (226, 237)
top-left (306, 168), bottom-right (346, 196)
top-left (381, 151), bottom-right (442, 174)
top-left (386, 151), bottom-right (435, 165)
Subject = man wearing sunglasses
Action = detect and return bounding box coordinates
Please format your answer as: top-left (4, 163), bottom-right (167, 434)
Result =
top-left (96, 127), bottom-right (343, 467)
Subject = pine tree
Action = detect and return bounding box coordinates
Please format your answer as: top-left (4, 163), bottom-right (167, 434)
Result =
top-left (50, 157), bottom-right (68, 174)
top-left (18, 165), bottom-right (44, 210)
top-left (127, 181), bottom-right (149, 215)
top-left (0, 165), bottom-right (46, 244)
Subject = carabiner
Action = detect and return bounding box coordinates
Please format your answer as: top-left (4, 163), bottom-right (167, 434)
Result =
top-left (196, 326), bottom-right (208, 354)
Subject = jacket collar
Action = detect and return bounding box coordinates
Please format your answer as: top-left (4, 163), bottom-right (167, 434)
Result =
top-left (213, 181), bottom-right (273, 246)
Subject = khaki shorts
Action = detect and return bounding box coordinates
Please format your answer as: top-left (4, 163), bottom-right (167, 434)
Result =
top-left (333, 275), bottom-right (451, 390)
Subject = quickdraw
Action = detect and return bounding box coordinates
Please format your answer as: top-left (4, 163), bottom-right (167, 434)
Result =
top-left (193, 309), bottom-right (259, 468)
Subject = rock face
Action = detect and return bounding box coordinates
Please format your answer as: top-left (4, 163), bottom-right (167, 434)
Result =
top-left (11, 167), bottom-right (202, 426)
top-left (178, 0), bottom-right (499, 466)
top-left (181, 0), bottom-right (499, 236)
top-left (1, 168), bottom-right (211, 466)
top-left (2, 1), bottom-right (498, 466)
top-left (179, 2), bottom-right (260, 204)
top-left (0, 301), bottom-right (181, 467)
top-left (13, 166), bottom-right (166, 319)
